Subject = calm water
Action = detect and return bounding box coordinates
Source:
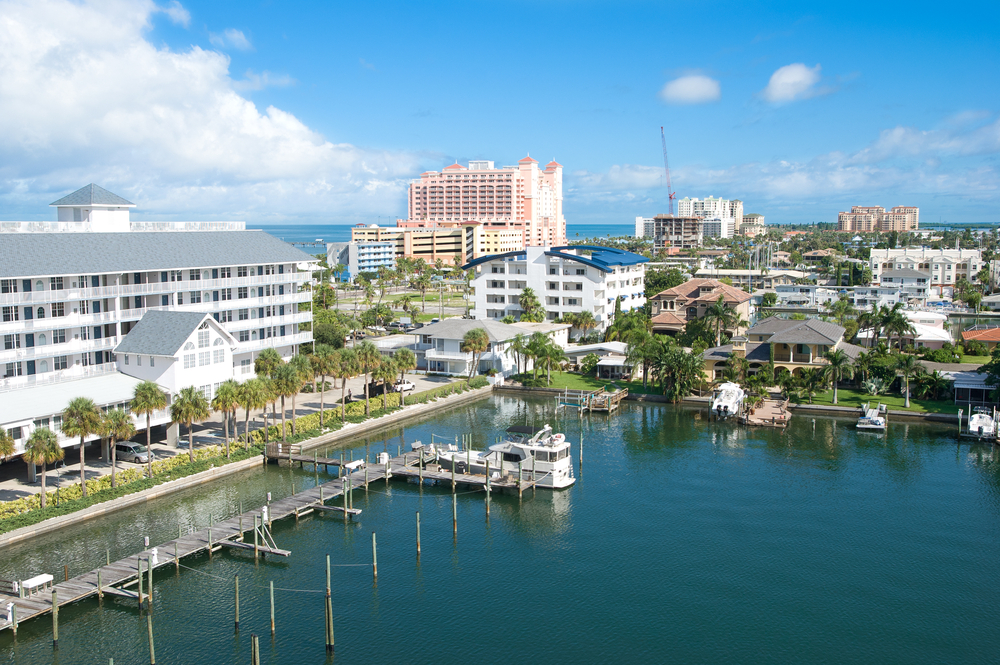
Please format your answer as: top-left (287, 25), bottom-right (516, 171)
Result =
top-left (251, 223), bottom-right (636, 244)
top-left (1, 395), bottom-right (998, 664)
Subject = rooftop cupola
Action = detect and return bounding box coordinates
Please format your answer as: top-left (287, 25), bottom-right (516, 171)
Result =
top-left (50, 184), bottom-right (135, 232)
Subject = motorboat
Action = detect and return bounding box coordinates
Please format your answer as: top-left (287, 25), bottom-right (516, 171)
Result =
top-left (967, 407), bottom-right (997, 438)
top-left (711, 382), bottom-right (745, 419)
top-left (857, 402), bottom-right (887, 431)
top-left (425, 424), bottom-right (576, 489)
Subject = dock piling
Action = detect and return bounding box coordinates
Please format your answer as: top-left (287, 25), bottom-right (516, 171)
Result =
top-left (107, 548), bottom-right (111, 566)
top-left (147, 557), bottom-right (153, 611)
top-left (251, 634), bottom-right (260, 665)
top-left (174, 542), bottom-right (179, 572)
top-left (371, 532), bottom-right (378, 584)
top-left (51, 589), bottom-right (58, 648)
top-left (253, 514), bottom-right (259, 562)
top-left (138, 557), bottom-right (143, 608)
top-left (64, 564), bottom-right (68, 582)
top-left (416, 511), bottom-right (421, 556)
top-left (146, 613), bottom-right (155, 664)
top-left (9, 604), bottom-right (15, 638)
top-left (269, 580), bottom-right (275, 637)
top-left (452, 493), bottom-right (458, 539)
top-left (324, 555), bottom-right (334, 653)
top-left (234, 575), bottom-right (240, 632)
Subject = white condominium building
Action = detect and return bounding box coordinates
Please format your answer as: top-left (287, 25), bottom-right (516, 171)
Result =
top-left (0, 184), bottom-right (316, 461)
top-left (838, 206), bottom-right (919, 231)
top-left (466, 245), bottom-right (647, 333)
top-left (869, 247), bottom-right (981, 298)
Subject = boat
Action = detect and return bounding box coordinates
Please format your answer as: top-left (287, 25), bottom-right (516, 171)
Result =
top-left (711, 382), bottom-right (744, 419)
top-left (967, 406), bottom-right (997, 438)
top-left (857, 402), bottom-right (887, 431)
top-left (427, 424), bottom-right (576, 489)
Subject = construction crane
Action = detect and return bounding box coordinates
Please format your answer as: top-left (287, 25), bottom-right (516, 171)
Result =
top-left (660, 126), bottom-right (676, 216)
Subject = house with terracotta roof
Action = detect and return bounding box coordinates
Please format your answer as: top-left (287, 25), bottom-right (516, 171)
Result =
top-left (962, 326), bottom-right (1000, 351)
top-left (649, 278), bottom-right (752, 337)
top-left (701, 317), bottom-right (864, 381)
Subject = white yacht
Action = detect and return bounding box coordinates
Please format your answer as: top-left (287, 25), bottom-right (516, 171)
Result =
top-left (967, 407), bottom-right (996, 438)
top-left (857, 402), bottom-right (887, 431)
top-left (711, 382), bottom-right (745, 419)
top-left (428, 425), bottom-right (576, 489)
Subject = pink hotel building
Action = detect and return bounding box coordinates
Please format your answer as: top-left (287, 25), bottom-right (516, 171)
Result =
top-left (399, 156), bottom-right (567, 247)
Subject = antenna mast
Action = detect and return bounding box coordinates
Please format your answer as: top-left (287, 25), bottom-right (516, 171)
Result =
top-left (660, 126), bottom-right (676, 216)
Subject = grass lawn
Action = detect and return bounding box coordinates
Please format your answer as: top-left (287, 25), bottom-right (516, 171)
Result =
top-left (956, 355), bottom-right (990, 366)
top-left (803, 387), bottom-right (958, 414)
top-left (512, 371), bottom-right (662, 395)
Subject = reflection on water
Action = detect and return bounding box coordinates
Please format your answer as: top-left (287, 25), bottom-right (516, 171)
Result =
top-left (2, 395), bottom-right (1000, 665)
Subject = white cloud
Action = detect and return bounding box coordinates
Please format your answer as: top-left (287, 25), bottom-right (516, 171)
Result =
top-left (762, 63), bottom-right (821, 103)
top-left (156, 0), bottom-right (190, 27)
top-left (209, 28), bottom-right (252, 51)
top-left (0, 0), bottom-right (426, 221)
top-left (233, 70), bottom-right (295, 91)
top-left (659, 75), bottom-right (721, 105)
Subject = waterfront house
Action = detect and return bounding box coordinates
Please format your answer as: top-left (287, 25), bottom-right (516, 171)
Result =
top-left (649, 278), bottom-right (752, 337)
top-left (961, 326), bottom-right (1000, 351)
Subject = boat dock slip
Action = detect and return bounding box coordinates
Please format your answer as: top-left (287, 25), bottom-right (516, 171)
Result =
top-left (556, 387), bottom-right (627, 414)
top-left (741, 398), bottom-right (790, 429)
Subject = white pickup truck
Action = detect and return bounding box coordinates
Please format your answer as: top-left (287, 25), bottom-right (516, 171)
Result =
top-left (393, 379), bottom-right (415, 392)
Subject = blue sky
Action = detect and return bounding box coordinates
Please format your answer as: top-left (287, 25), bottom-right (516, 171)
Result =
top-left (1, 0), bottom-right (998, 225)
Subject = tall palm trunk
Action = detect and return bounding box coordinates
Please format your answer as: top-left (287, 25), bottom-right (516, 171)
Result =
top-left (341, 381), bottom-right (347, 424)
top-left (79, 436), bottom-right (87, 497)
top-left (280, 396), bottom-right (288, 442)
top-left (39, 463), bottom-right (48, 509)
top-left (145, 412), bottom-right (153, 479)
top-left (187, 420), bottom-right (195, 462)
top-left (222, 413), bottom-right (230, 459)
top-left (110, 436), bottom-right (117, 488)
top-left (319, 373), bottom-right (327, 428)
top-left (290, 393), bottom-right (297, 435)
top-left (364, 372), bottom-right (371, 416)
top-left (243, 406), bottom-right (251, 450)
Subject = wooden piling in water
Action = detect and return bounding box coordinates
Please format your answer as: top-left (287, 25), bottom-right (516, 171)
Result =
top-left (234, 575), bottom-right (240, 632)
top-left (138, 557), bottom-right (143, 608)
top-left (324, 554), bottom-right (334, 654)
top-left (9, 604), bottom-right (15, 638)
top-left (416, 511), bottom-right (421, 556)
top-left (64, 564), bottom-right (68, 582)
top-left (253, 514), bottom-right (259, 562)
top-left (269, 580), bottom-right (275, 636)
top-left (51, 589), bottom-right (58, 648)
top-left (251, 634), bottom-right (260, 665)
top-left (97, 569), bottom-right (103, 599)
top-left (146, 613), bottom-right (155, 664)
top-left (452, 493), bottom-right (458, 539)
top-left (371, 532), bottom-right (378, 583)
top-left (174, 542), bottom-right (179, 572)
top-left (107, 548), bottom-right (111, 566)
top-left (147, 557), bottom-right (153, 611)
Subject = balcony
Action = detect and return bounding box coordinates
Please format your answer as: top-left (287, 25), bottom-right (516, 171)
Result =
top-left (0, 362), bottom-right (119, 392)
top-left (425, 348), bottom-right (473, 362)
top-left (773, 352), bottom-right (815, 364)
top-left (236, 332), bottom-right (313, 353)
top-left (0, 336), bottom-right (118, 362)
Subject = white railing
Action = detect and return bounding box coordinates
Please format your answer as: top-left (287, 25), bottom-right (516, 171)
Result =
top-left (237, 332), bottom-right (313, 353)
top-left (0, 336), bottom-right (118, 362)
top-left (0, 362), bottom-right (118, 392)
top-left (129, 221), bottom-right (246, 232)
top-left (0, 222), bottom-right (93, 233)
top-left (425, 348), bottom-right (473, 362)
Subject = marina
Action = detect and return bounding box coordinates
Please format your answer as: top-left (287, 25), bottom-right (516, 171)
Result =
top-left (1, 395), bottom-right (999, 664)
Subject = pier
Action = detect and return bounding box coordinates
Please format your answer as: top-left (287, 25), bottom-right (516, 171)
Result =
top-left (740, 398), bottom-right (790, 429)
top-left (556, 387), bottom-right (627, 414)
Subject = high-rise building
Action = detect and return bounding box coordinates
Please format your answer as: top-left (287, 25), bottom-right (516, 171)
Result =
top-left (838, 206), bottom-right (919, 231)
top-left (401, 156), bottom-right (566, 247)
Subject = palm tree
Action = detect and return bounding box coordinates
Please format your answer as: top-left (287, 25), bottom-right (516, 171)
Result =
top-left (822, 348), bottom-right (855, 405)
top-left (537, 339), bottom-right (566, 385)
top-left (0, 428), bottom-right (14, 463)
top-left (211, 380), bottom-right (241, 458)
top-left (895, 353), bottom-right (923, 408)
top-left (60, 397), bottom-right (101, 497)
top-left (339, 348), bottom-right (359, 423)
top-left (170, 386), bottom-right (210, 462)
top-left (23, 428), bottom-right (63, 508)
top-left (238, 378), bottom-right (269, 449)
top-left (372, 358), bottom-right (397, 411)
top-left (505, 334), bottom-right (528, 376)
top-left (254, 348), bottom-right (283, 378)
top-left (394, 348), bottom-right (417, 406)
top-left (311, 344), bottom-right (336, 429)
top-left (574, 310), bottom-right (599, 341)
top-left (287, 354), bottom-right (312, 434)
top-left (100, 409), bottom-right (136, 488)
top-left (271, 364), bottom-right (300, 443)
top-left (797, 368), bottom-right (827, 404)
top-left (526, 332), bottom-right (550, 380)
top-left (131, 381), bottom-right (167, 479)
top-left (461, 328), bottom-right (490, 385)
top-left (884, 307), bottom-right (916, 351)
top-left (517, 287), bottom-right (544, 322)
top-left (354, 341), bottom-right (381, 417)
top-left (828, 296), bottom-right (857, 327)
top-left (411, 273), bottom-right (432, 312)
top-left (703, 295), bottom-right (741, 347)
top-left (913, 369), bottom-right (950, 400)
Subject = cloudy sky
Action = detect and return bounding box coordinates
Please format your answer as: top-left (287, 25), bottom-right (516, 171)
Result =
top-left (1, 0), bottom-right (998, 225)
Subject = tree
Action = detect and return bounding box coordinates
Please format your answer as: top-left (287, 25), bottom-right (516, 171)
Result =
top-left (394, 348), bottom-right (417, 406)
top-left (254, 348), bottom-right (283, 378)
top-left (238, 378), bottom-right (269, 449)
top-left (581, 353), bottom-right (600, 376)
top-left (790, 250), bottom-right (803, 266)
top-left (211, 380), bottom-right (241, 459)
top-left (313, 323), bottom-right (347, 349)
top-left (354, 341), bottom-right (381, 416)
top-left (100, 409), bottom-right (135, 488)
top-left (170, 386), bottom-right (210, 462)
top-left (412, 273), bottom-right (432, 312)
top-left (339, 348), bottom-right (359, 423)
top-left (501, 315), bottom-right (516, 324)
top-left (131, 381), bottom-right (167, 479)
top-left (760, 292), bottom-right (778, 308)
top-left (311, 345), bottom-right (336, 428)
top-left (537, 338), bottom-right (566, 385)
top-left (506, 333), bottom-right (528, 376)
top-left (797, 368), bottom-right (827, 404)
top-left (61, 397), bottom-right (101, 497)
top-left (644, 267), bottom-right (687, 299)
top-left (271, 364), bottom-right (301, 443)
top-left (23, 428), bottom-right (63, 508)
top-left (822, 349), bottom-right (855, 405)
top-left (288, 354), bottom-right (313, 434)
top-left (703, 295), bottom-right (743, 347)
top-left (828, 296), bottom-right (856, 327)
top-left (461, 328), bottom-right (490, 385)
top-left (372, 358), bottom-right (397, 410)
top-left (0, 428), bottom-right (15, 463)
top-left (526, 332), bottom-right (551, 380)
top-left (517, 287), bottom-right (545, 322)
top-left (573, 310), bottom-right (599, 341)
top-left (894, 353), bottom-right (923, 408)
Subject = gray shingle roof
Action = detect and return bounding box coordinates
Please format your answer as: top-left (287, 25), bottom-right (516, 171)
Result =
top-left (0, 231), bottom-right (316, 278)
top-left (768, 319), bottom-right (845, 345)
top-left (746, 316), bottom-right (802, 336)
top-left (114, 310), bottom-right (213, 356)
top-left (418, 318), bottom-right (525, 342)
top-left (702, 342), bottom-right (770, 363)
top-left (50, 184), bottom-right (135, 207)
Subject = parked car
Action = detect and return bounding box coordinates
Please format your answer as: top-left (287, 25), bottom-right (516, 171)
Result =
top-left (394, 379), bottom-right (415, 392)
top-left (116, 442), bottom-right (151, 464)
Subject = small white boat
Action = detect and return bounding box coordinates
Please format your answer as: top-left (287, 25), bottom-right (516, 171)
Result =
top-left (711, 382), bottom-right (744, 419)
top-left (967, 407), bottom-right (996, 438)
top-left (427, 424), bottom-right (576, 489)
top-left (857, 402), bottom-right (887, 431)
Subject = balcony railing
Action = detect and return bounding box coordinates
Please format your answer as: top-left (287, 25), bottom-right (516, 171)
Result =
top-left (237, 332), bottom-right (313, 353)
top-left (0, 362), bottom-right (118, 392)
top-left (0, 336), bottom-right (118, 362)
top-left (425, 348), bottom-right (472, 362)
top-left (774, 353), bottom-right (815, 363)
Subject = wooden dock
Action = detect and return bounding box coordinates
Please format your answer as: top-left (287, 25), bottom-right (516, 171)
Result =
top-left (556, 387), bottom-right (627, 414)
top-left (0, 449), bottom-right (528, 635)
top-left (740, 398), bottom-right (790, 428)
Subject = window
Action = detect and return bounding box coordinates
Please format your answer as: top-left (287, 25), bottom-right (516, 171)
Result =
top-left (198, 329), bottom-right (209, 348)
top-left (240, 359), bottom-right (252, 374)
top-left (221, 288), bottom-right (232, 301)
top-left (237, 266), bottom-right (248, 278)
top-left (80, 326), bottom-right (89, 341)
top-left (220, 267), bottom-right (231, 278)
top-left (576, 269), bottom-right (586, 276)
top-left (238, 308), bottom-right (249, 321)
top-left (3, 334), bottom-right (18, 350)
top-left (238, 287), bottom-right (248, 299)
top-left (200, 385), bottom-right (211, 399)
top-left (198, 351), bottom-right (210, 366)
top-left (150, 357), bottom-right (155, 367)
top-left (239, 330), bottom-right (250, 342)
top-left (54, 356), bottom-right (67, 370)
top-left (0, 279), bottom-right (17, 294)
top-left (2, 307), bottom-right (18, 322)
top-left (213, 349), bottom-right (225, 364)
top-left (124, 354), bottom-right (129, 365)
top-left (217, 310), bottom-right (233, 323)
top-left (8, 427), bottom-right (22, 441)
top-left (189, 269), bottom-right (201, 281)
top-left (190, 291), bottom-right (202, 304)
top-left (36, 307), bottom-right (45, 319)
top-left (49, 277), bottom-right (64, 290)
top-left (136, 355), bottom-right (142, 366)
top-left (549, 267), bottom-right (557, 275)
top-left (4, 362), bottom-right (21, 378)
top-left (183, 354), bottom-right (195, 369)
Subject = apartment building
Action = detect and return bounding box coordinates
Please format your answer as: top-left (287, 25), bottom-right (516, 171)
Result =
top-left (326, 241), bottom-right (395, 281)
top-left (869, 247), bottom-right (981, 297)
top-left (465, 245), bottom-right (647, 333)
top-left (692, 269), bottom-right (805, 290)
top-left (740, 213), bottom-right (766, 237)
top-left (647, 215), bottom-right (704, 250)
top-left (351, 223), bottom-right (523, 267)
top-left (401, 157), bottom-right (566, 247)
top-left (837, 206), bottom-right (919, 231)
top-left (0, 184), bottom-right (315, 459)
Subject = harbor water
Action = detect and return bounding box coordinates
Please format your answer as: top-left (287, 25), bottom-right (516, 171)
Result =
top-left (1, 394), bottom-right (998, 663)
